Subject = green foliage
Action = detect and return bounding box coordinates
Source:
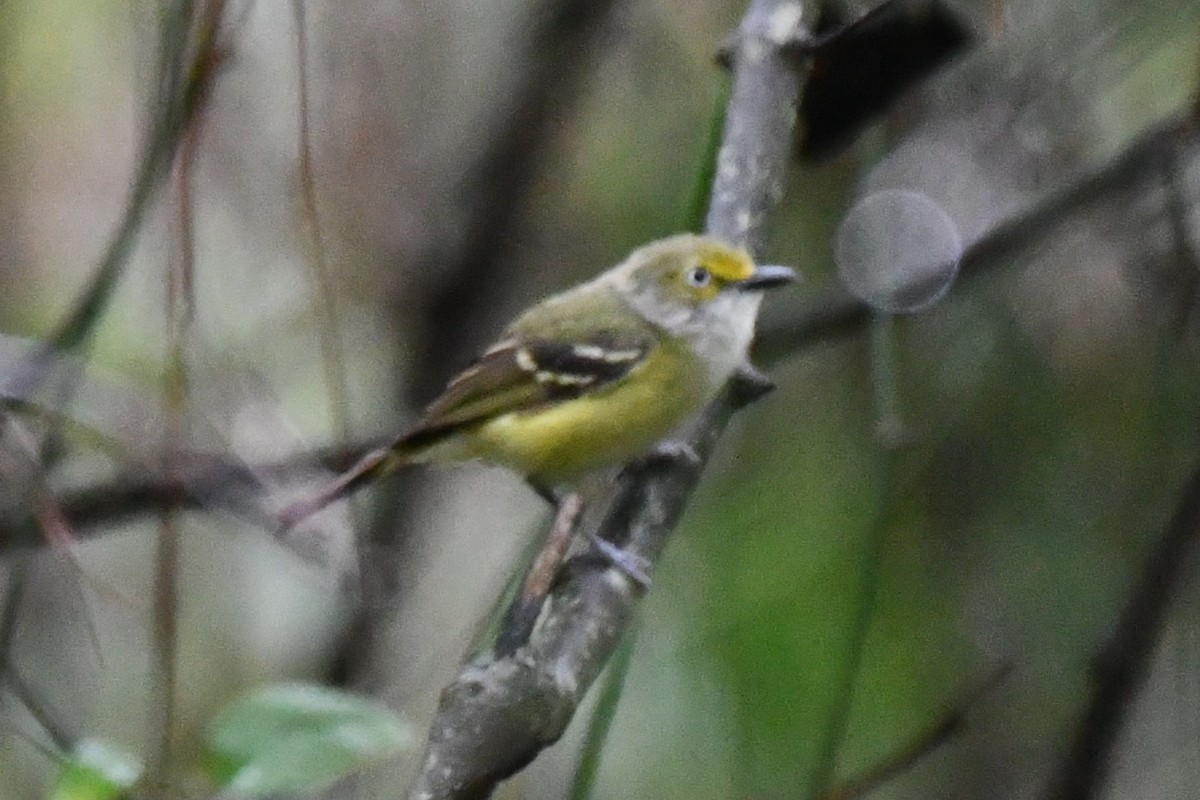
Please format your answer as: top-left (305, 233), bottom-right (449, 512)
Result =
top-left (47, 740), bottom-right (141, 800)
top-left (203, 683), bottom-right (414, 796)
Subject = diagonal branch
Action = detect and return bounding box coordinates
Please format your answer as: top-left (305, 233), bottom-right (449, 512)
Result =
top-left (756, 112), bottom-right (1200, 367)
top-left (402, 2), bottom-right (815, 798)
top-left (1042, 459), bottom-right (1200, 800)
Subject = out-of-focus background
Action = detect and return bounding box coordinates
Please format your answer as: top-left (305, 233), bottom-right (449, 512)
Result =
top-left (2, 0), bottom-right (1200, 798)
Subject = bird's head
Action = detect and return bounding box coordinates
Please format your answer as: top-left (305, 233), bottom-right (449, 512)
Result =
top-left (616, 234), bottom-right (793, 305)
top-left (605, 234), bottom-right (794, 380)
top-left (611, 233), bottom-right (794, 332)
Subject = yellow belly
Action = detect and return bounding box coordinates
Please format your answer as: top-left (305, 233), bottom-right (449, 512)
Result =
top-left (467, 342), bottom-right (707, 484)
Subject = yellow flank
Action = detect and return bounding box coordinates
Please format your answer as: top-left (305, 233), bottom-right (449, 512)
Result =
top-left (468, 339), bottom-right (705, 483)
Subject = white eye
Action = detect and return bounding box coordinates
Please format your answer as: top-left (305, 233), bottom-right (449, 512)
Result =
top-left (685, 266), bottom-right (711, 288)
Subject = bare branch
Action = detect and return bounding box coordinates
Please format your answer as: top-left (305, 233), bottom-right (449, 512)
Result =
top-left (1042, 460), bottom-right (1200, 799)
top-left (755, 112), bottom-right (1200, 367)
top-left (402, 2), bottom-right (815, 798)
top-left (820, 663), bottom-right (1012, 800)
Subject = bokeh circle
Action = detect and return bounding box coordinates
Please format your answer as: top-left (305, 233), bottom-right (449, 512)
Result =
top-left (835, 189), bottom-right (963, 314)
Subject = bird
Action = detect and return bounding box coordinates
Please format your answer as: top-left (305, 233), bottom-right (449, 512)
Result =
top-left (279, 233), bottom-right (793, 528)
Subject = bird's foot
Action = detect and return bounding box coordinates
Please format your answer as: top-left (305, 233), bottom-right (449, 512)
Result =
top-left (622, 440), bottom-right (701, 478)
top-left (588, 533), bottom-right (652, 589)
top-left (730, 363), bottom-right (775, 408)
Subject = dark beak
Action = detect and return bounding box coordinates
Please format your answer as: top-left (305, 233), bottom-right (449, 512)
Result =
top-left (737, 264), bottom-right (796, 291)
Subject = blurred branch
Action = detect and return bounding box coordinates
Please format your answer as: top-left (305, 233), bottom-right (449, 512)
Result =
top-left (0, 0), bottom-right (234, 576)
top-left (13, 0), bottom-right (226, 370)
top-left (147, 2), bottom-right (221, 786)
top-left (493, 493), bottom-right (585, 658)
top-left (819, 663), bottom-right (1012, 800)
top-left (402, 2), bottom-right (815, 798)
top-left (810, 446), bottom-right (890, 797)
top-left (1042, 460), bottom-right (1200, 799)
top-left (11, 109), bottom-right (1200, 556)
top-left (566, 615), bottom-right (641, 800)
top-left (292, 0), bottom-right (351, 446)
top-left (409, 0), bottom-right (626, 402)
top-left (0, 565), bottom-right (74, 754)
top-left (795, 0), bottom-right (973, 160)
top-left (755, 112), bottom-right (1200, 366)
top-left (0, 439), bottom-right (380, 550)
top-left (1162, 132), bottom-right (1200, 333)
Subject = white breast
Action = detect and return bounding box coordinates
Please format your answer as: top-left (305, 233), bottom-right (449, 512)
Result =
top-left (627, 287), bottom-right (762, 389)
top-left (685, 291), bottom-right (761, 385)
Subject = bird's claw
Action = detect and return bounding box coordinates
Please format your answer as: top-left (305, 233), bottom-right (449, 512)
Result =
top-left (621, 440), bottom-right (701, 480)
top-left (588, 533), bottom-right (652, 589)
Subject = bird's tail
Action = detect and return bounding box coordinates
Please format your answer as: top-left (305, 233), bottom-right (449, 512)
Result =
top-left (277, 439), bottom-right (413, 531)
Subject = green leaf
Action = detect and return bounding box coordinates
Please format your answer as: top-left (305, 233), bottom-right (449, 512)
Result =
top-left (48, 739), bottom-right (141, 800)
top-left (205, 683), bottom-right (413, 796)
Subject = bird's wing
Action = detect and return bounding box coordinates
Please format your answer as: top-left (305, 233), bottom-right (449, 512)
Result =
top-left (400, 289), bottom-right (655, 450)
top-left (278, 286), bottom-right (654, 528)
top-left (283, 333), bottom-right (634, 528)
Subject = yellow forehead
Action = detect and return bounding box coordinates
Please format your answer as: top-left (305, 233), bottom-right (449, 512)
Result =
top-left (696, 244), bottom-right (754, 281)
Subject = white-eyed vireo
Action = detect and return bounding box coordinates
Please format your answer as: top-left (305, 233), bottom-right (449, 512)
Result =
top-left (282, 233), bottom-right (793, 525)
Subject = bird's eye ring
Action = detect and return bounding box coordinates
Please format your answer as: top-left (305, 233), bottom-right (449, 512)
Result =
top-left (685, 266), bottom-right (711, 288)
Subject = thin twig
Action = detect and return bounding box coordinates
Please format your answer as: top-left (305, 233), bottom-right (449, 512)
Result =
top-left (291, 0), bottom-right (352, 467)
top-left (820, 663), bottom-right (1013, 800)
top-left (494, 493), bottom-right (585, 658)
top-left (1042, 461), bottom-right (1200, 799)
top-left (566, 614), bottom-right (641, 800)
top-left (148, 4), bottom-right (226, 794)
top-left (0, 566), bottom-right (75, 753)
top-left (3, 661), bottom-right (74, 755)
top-left (809, 449), bottom-right (890, 797)
top-left (0, 416), bottom-right (112, 649)
top-left (0, 439), bottom-right (385, 550)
